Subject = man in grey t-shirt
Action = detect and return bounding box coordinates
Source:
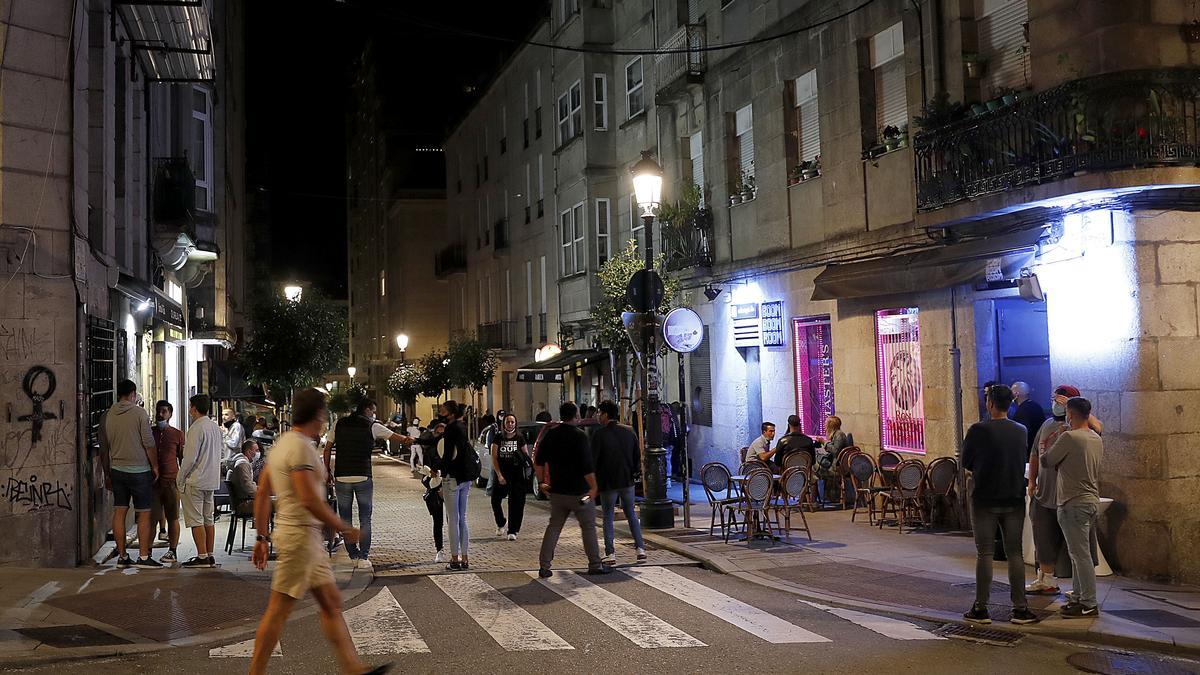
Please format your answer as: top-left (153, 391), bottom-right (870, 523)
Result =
top-left (1043, 396), bottom-right (1104, 618)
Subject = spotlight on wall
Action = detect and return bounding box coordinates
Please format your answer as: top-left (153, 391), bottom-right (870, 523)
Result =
top-left (703, 284), bottom-right (723, 302)
top-left (1018, 270), bottom-right (1045, 303)
top-left (136, 298), bottom-right (152, 312)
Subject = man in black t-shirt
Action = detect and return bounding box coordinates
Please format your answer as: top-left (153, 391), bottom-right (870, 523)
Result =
top-left (534, 402), bottom-right (607, 578)
top-left (774, 415), bottom-right (816, 468)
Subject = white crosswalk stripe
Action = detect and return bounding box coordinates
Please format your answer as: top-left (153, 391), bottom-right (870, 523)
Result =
top-left (529, 570), bottom-right (707, 648)
top-left (344, 587), bottom-right (430, 654)
top-left (430, 572), bottom-right (574, 651)
top-left (800, 600), bottom-right (945, 640)
top-left (209, 638), bottom-right (281, 658)
top-left (623, 566), bottom-right (831, 643)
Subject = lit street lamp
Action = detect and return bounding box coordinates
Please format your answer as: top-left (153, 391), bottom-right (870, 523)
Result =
top-left (395, 333), bottom-right (410, 421)
top-left (347, 366), bottom-right (356, 384)
top-left (283, 285), bottom-right (303, 302)
top-left (631, 151), bottom-right (673, 529)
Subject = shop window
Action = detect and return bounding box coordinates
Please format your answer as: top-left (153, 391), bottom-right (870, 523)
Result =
top-left (875, 307), bottom-right (925, 453)
top-left (791, 315), bottom-right (835, 437)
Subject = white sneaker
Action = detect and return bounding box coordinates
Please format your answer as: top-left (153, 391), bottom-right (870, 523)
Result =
top-left (496, 526), bottom-right (507, 537)
top-left (602, 553), bottom-right (617, 565)
top-left (507, 533), bottom-right (517, 541)
top-left (434, 550), bottom-right (446, 563)
top-left (356, 557), bottom-right (372, 569)
top-left (636, 548), bottom-right (648, 563)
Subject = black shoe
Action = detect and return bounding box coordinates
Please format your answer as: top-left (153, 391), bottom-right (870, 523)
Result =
top-left (538, 568), bottom-right (553, 578)
top-left (181, 556), bottom-right (212, 569)
top-left (115, 555), bottom-right (133, 568)
top-left (586, 566), bottom-right (613, 576)
top-left (1060, 604), bottom-right (1098, 619)
top-left (205, 555), bottom-right (217, 568)
top-left (963, 603), bottom-right (991, 624)
top-left (460, 560), bottom-right (469, 570)
top-left (362, 663), bottom-right (393, 675)
top-left (1010, 607), bottom-right (1039, 624)
top-left (447, 561), bottom-right (462, 571)
top-left (134, 557), bottom-right (164, 570)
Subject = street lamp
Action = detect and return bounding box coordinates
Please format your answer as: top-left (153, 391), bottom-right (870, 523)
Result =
top-left (395, 333), bottom-right (410, 422)
top-left (283, 285), bottom-right (303, 302)
top-left (631, 151), bottom-right (673, 529)
top-left (347, 366), bottom-right (356, 384)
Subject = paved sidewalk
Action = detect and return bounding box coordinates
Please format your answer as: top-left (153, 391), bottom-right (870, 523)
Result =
top-left (633, 498), bottom-right (1200, 656)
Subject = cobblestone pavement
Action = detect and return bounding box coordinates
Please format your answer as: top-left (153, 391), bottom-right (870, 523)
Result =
top-left (365, 454), bottom-right (691, 576)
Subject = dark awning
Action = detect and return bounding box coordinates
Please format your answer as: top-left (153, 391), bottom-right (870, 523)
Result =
top-left (811, 228), bottom-right (1044, 301)
top-left (516, 350), bottom-right (608, 383)
top-left (208, 360), bottom-right (263, 400)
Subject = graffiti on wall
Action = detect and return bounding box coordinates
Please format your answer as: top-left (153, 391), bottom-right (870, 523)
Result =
top-left (0, 324), bottom-right (47, 363)
top-left (15, 366), bottom-right (58, 444)
top-left (3, 473), bottom-right (73, 511)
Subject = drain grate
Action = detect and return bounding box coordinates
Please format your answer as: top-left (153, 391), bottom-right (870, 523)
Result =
top-left (15, 624), bottom-right (132, 648)
top-left (1066, 651), bottom-right (1198, 675)
top-left (932, 623), bottom-right (1023, 646)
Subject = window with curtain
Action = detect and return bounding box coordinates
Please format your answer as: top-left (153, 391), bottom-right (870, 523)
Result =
top-left (871, 22), bottom-right (907, 136)
top-left (593, 74), bottom-right (608, 130)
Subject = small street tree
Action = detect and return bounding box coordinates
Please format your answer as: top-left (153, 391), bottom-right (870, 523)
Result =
top-left (448, 333), bottom-right (499, 397)
top-left (416, 349), bottom-right (451, 400)
top-left (387, 363), bottom-right (422, 418)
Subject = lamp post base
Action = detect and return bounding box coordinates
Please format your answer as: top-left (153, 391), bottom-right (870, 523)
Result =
top-left (641, 445), bottom-right (675, 529)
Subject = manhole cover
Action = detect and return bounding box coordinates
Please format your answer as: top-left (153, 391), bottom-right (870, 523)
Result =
top-left (15, 624), bottom-right (132, 648)
top-left (1066, 651), bottom-right (1198, 675)
top-left (933, 623), bottom-right (1023, 646)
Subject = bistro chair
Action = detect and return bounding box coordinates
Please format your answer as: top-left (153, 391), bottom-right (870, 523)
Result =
top-left (878, 460), bottom-right (928, 533)
top-left (783, 452), bottom-right (820, 510)
top-left (223, 479), bottom-right (255, 555)
top-left (773, 468), bottom-right (813, 541)
top-left (701, 462), bottom-right (742, 539)
top-left (738, 459), bottom-right (770, 476)
top-left (925, 457), bottom-right (962, 529)
top-left (783, 451), bottom-right (813, 472)
top-left (849, 452), bottom-right (885, 524)
top-left (836, 446), bottom-right (861, 508)
top-left (729, 467), bottom-right (778, 543)
top-left (877, 450), bottom-right (903, 487)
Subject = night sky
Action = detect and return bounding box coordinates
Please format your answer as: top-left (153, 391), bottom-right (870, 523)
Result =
top-left (245, 1), bottom-right (546, 298)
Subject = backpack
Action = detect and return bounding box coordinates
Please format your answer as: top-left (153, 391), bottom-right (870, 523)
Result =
top-left (447, 427), bottom-right (481, 482)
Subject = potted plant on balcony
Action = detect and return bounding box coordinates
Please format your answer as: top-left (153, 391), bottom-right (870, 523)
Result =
top-left (799, 157), bottom-right (821, 181)
top-left (738, 170), bottom-right (756, 201)
top-left (788, 165), bottom-right (802, 186)
top-left (914, 92), bottom-right (967, 132)
top-left (881, 125), bottom-right (907, 152)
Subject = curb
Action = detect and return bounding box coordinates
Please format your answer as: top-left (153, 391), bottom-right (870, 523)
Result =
top-left (0, 563), bottom-right (375, 668)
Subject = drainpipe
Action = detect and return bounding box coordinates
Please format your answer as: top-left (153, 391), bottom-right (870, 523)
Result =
top-left (949, 284), bottom-right (967, 526)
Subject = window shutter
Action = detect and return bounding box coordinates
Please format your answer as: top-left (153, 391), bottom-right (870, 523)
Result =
top-left (799, 99), bottom-right (820, 161)
top-left (689, 132), bottom-right (705, 204)
top-left (688, 334), bottom-right (712, 426)
top-left (876, 59), bottom-right (907, 131)
top-left (979, 0), bottom-right (1029, 94)
top-left (736, 104), bottom-right (754, 178)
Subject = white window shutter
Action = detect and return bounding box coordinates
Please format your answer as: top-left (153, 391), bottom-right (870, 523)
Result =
top-left (979, 0), bottom-right (1029, 94)
top-left (689, 132), bottom-right (704, 204)
top-left (876, 59), bottom-right (907, 131)
top-left (799, 98), bottom-right (820, 161)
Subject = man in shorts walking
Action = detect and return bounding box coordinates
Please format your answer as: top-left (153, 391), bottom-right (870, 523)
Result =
top-left (98, 380), bottom-right (161, 569)
top-left (250, 388), bottom-right (389, 675)
top-left (151, 400), bottom-right (185, 563)
top-left (179, 394), bottom-right (223, 568)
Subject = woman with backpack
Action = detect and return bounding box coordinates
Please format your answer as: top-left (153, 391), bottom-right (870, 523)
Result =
top-left (430, 400), bottom-right (479, 570)
top-left (490, 413), bottom-right (531, 541)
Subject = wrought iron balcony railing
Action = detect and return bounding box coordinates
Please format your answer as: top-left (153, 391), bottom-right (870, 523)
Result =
top-left (478, 320), bottom-right (517, 349)
top-left (914, 68), bottom-right (1200, 212)
top-left (663, 208), bottom-right (713, 272)
top-left (434, 243), bottom-right (467, 277)
top-left (656, 24), bottom-right (706, 91)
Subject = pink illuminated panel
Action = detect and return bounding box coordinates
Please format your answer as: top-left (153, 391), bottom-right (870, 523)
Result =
top-left (791, 315), bottom-right (835, 437)
top-left (875, 308), bottom-right (925, 454)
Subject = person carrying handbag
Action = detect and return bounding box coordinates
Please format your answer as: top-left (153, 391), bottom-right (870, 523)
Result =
top-left (489, 413), bottom-right (531, 540)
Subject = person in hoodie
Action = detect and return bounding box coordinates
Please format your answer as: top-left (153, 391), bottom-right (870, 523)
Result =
top-left (179, 394), bottom-right (225, 568)
top-left (99, 380), bottom-right (161, 569)
top-left (228, 439), bottom-right (260, 507)
top-left (222, 408), bottom-right (245, 462)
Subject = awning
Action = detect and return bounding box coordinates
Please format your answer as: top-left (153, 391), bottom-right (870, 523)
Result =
top-left (811, 228), bottom-right (1044, 301)
top-left (116, 1), bottom-right (215, 82)
top-left (209, 360), bottom-right (263, 400)
top-left (516, 350), bottom-right (608, 383)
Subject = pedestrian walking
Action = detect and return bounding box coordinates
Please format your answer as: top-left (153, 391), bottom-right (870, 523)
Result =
top-left (962, 384), bottom-right (1038, 625)
top-left (1044, 396), bottom-right (1104, 618)
top-left (421, 422), bottom-right (448, 563)
top-left (429, 400), bottom-right (480, 571)
top-left (593, 400), bottom-right (647, 565)
top-left (221, 408), bottom-right (245, 463)
top-left (179, 394), bottom-right (224, 569)
top-left (249, 388), bottom-right (389, 675)
top-left (490, 413), bottom-right (531, 541)
top-left (98, 380), bottom-right (161, 569)
top-left (535, 402), bottom-right (608, 578)
top-left (322, 398), bottom-right (412, 569)
top-left (151, 400), bottom-right (185, 564)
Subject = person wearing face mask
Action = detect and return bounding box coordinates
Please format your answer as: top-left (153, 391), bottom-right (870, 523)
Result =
top-left (151, 400), bottom-right (185, 564)
top-left (490, 413), bottom-right (530, 540)
top-left (322, 398), bottom-right (414, 569)
top-left (1025, 385), bottom-right (1103, 596)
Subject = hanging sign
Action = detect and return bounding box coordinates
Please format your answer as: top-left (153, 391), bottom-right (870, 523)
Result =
top-left (731, 303), bottom-right (760, 347)
top-left (760, 301), bottom-right (785, 347)
top-left (663, 308), bottom-right (704, 353)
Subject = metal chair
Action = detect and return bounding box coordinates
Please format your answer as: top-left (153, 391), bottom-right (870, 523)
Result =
top-left (223, 478), bottom-right (255, 555)
top-left (877, 450), bottom-right (903, 487)
top-left (701, 462), bottom-right (742, 538)
top-left (773, 468), bottom-right (813, 541)
top-left (878, 460), bottom-right (928, 533)
top-left (849, 452), bottom-right (883, 524)
top-left (729, 467), bottom-right (778, 543)
top-left (738, 459), bottom-right (769, 475)
top-left (783, 451), bottom-right (813, 472)
top-left (836, 446), bottom-right (861, 508)
top-left (925, 456), bottom-right (962, 528)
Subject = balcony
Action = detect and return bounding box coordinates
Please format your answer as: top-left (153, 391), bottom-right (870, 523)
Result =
top-left (914, 68), bottom-right (1200, 212)
top-left (655, 24), bottom-right (706, 96)
top-left (478, 320), bottom-right (517, 350)
top-left (494, 218), bottom-right (510, 250)
top-left (662, 208), bottom-right (713, 272)
top-left (434, 243), bottom-right (467, 277)
top-left (525, 315), bottom-right (533, 346)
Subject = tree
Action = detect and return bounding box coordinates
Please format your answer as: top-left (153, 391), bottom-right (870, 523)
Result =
top-left (239, 291), bottom-right (347, 404)
top-left (448, 333), bottom-right (499, 393)
top-left (387, 363), bottom-right (422, 409)
top-left (416, 349), bottom-right (451, 400)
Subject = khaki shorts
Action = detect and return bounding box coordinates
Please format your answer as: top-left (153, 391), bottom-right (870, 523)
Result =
top-left (181, 484), bottom-right (215, 528)
top-left (271, 525), bottom-right (335, 599)
top-left (151, 480), bottom-right (180, 523)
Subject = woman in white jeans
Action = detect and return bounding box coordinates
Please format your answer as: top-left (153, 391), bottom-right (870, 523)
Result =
top-left (432, 401), bottom-right (474, 570)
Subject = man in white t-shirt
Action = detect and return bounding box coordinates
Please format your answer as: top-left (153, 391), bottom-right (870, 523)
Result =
top-left (322, 398), bottom-right (413, 568)
top-left (250, 388), bottom-right (387, 674)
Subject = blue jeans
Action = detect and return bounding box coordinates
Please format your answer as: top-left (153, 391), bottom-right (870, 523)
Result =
top-left (600, 486), bottom-right (644, 555)
top-left (1058, 500), bottom-right (1099, 609)
top-left (335, 478), bottom-right (373, 559)
top-left (444, 478), bottom-right (471, 557)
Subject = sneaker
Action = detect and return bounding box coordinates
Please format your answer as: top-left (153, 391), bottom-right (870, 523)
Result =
top-left (1025, 579), bottom-right (1060, 595)
top-left (160, 550), bottom-right (177, 564)
top-left (434, 550), bottom-right (446, 563)
top-left (115, 555), bottom-right (133, 568)
top-left (447, 560), bottom-right (462, 571)
top-left (538, 568), bottom-right (553, 578)
top-left (1010, 607), bottom-right (1039, 625)
top-left (496, 526), bottom-right (507, 537)
top-left (156, 530), bottom-right (168, 542)
top-left (963, 603), bottom-right (991, 624)
top-left (181, 556), bottom-right (213, 569)
top-left (134, 557), bottom-right (164, 570)
top-left (636, 548), bottom-right (648, 563)
top-left (507, 533), bottom-right (517, 541)
top-left (602, 553), bottom-right (617, 566)
top-left (205, 555), bottom-right (217, 568)
top-left (357, 557), bottom-right (372, 570)
top-left (586, 566), bottom-right (613, 576)
top-left (1060, 604), bottom-right (1098, 619)
top-left (460, 559), bottom-right (469, 570)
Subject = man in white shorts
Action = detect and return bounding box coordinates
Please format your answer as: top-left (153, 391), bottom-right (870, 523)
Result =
top-left (250, 388), bottom-right (389, 675)
top-left (179, 393), bottom-right (223, 569)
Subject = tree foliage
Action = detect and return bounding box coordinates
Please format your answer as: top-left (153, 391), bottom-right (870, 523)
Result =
top-left (448, 334), bottom-right (499, 392)
top-left (593, 238), bottom-right (680, 358)
top-left (387, 363), bottom-right (422, 406)
top-left (416, 349), bottom-right (451, 399)
top-left (239, 291), bottom-right (347, 396)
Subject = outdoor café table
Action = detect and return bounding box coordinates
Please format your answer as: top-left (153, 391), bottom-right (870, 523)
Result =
top-left (730, 474), bottom-right (783, 541)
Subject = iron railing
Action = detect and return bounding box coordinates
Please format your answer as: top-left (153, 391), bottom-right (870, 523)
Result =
top-left (914, 68), bottom-right (1200, 211)
top-left (656, 24), bottom-right (706, 90)
top-left (538, 312), bottom-right (548, 343)
top-left (663, 209), bottom-right (713, 272)
top-left (434, 243), bottom-right (467, 277)
top-left (478, 320), bottom-right (517, 349)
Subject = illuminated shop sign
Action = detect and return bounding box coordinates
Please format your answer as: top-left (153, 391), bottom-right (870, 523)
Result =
top-left (792, 315), bottom-right (835, 437)
top-left (760, 301), bottom-right (785, 347)
top-left (731, 303), bottom-right (760, 347)
top-left (875, 307), bottom-right (925, 454)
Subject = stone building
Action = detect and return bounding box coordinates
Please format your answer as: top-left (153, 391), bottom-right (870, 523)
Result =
top-left (0, 0), bottom-right (247, 567)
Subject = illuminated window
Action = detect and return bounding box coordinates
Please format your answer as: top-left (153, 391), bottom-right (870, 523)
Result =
top-left (792, 315), bottom-right (835, 437)
top-left (875, 308), bottom-right (925, 453)
top-left (379, 271), bottom-right (386, 297)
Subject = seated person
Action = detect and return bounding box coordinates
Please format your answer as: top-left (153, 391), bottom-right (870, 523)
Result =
top-left (226, 439), bottom-right (259, 512)
top-left (744, 422), bottom-right (778, 465)
top-left (774, 415), bottom-right (816, 467)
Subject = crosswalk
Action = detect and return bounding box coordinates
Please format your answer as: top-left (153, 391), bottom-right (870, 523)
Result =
top-left (209, 566), bottom-right (941, 659)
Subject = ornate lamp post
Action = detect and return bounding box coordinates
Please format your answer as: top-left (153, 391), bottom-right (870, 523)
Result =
top-left (631, 151), bottom-right (673, 529)
top-left (395, 333), bottom-right (410, 421)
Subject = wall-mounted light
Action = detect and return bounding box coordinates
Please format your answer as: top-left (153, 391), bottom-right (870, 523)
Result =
top-left (703, 284), bottom-right (723, 302)
top-left (136, 298), bottom-right (152, 312)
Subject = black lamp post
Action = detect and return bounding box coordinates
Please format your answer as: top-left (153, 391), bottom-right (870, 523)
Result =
top-left (631, 151), bottom-right (674, 529)
top-left (395, 333), bottom-right (409, 423)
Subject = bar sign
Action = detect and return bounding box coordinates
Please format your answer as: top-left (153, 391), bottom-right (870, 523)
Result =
top-left (761, 301), bottom-right (784, 347)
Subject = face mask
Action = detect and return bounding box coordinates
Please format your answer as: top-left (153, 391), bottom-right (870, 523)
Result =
top-left (1051, 402), bottom-right (1066, 418)
top-left (367, 414), bottom-right (376, 423)
top-left (156, 420), bottom-right (167, 429)
top-left (224, 419), bottom-right (234, 428)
